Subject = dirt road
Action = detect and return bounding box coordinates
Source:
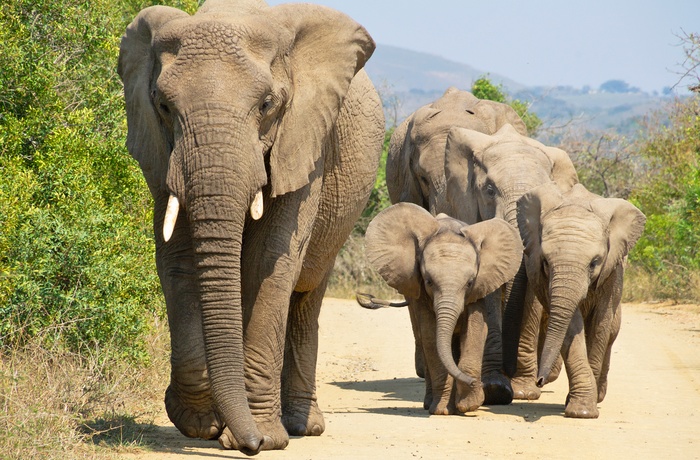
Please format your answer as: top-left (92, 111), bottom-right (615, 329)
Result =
top-left (127, 299), bottom-right (700, 459)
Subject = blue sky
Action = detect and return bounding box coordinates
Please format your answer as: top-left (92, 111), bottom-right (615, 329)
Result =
top-left (267, 0), bottom-right (700, 93)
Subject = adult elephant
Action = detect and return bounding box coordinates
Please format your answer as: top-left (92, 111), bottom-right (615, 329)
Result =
top-left (385, 88), bottom-right (528, 405)
top-left (443, 124), bottom-right (579, 399)
top-left (517, 183), bottom-right (646, 417)
top-left (118, 0), bottom-right (383, 453)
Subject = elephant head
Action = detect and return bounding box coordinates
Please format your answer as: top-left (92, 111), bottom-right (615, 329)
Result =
top-left (444, 123), bottom-right (579, 375)
top-left (118, 0), bottom-right (374, 452)
top-left (386, 87), bottom-right (528, 215)
top-left (517, 183), bottom-right (646, 386)
top-left (364, 202), bottom-right (523, 386)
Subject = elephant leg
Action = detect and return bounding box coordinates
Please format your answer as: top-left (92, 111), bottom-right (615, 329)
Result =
top-left (408, 299), bottom-right (426, 378)
top-left (155, 197), bottom-right (222, 440)
top-left (586, 280), bottom-right (622, 403)
top-left (281, 274), bottom-right (328, 437)
top-left (511, 287), bottom-right (543, 400)
top-left (455, 299), bottom-right (487, 413)
top-left (561, 309), bottom-right (599, 418)
top-left (480, 291), bottom-right (513, 405)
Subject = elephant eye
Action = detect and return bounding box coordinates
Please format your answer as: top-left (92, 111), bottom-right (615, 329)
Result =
top-left (482, 182), bottom-right (496, 197)
top-left (590, 257), bottom-right (601, 271)
top-left (260, 95), bottom-right (275, 115)
top-left (542, 258), bottom-right (550, 276)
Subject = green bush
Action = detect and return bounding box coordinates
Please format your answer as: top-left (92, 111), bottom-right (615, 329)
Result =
top-left (0, 0), bottom-right (177, 361)
top-left (628, 97), bottom-right (700, 300)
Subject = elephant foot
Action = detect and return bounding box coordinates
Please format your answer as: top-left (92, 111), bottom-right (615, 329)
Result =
top-left (455, 380), bottom-right (485, 413)
top-left (282, 399), bottom-right (325, 437)
top-left (598, 379), bottom-right (608, 403)
top-left (564, 396), bottom-right (599, 419)
top-left (481, 372), bottom-right (513, 405)
top-left (165, 384), bottom-right (223, 440)
top-left (219, 417), bottom-right (289, 451)
top-left (428, 397), bottom-right (457, 415)
top-left (510, 376), bottom-right (541, 400)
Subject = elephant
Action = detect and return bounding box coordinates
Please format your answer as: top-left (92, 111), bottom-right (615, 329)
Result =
top-left (364, 202), bottom-right (523, 414)
top-left (443, 124), bottom-right (579, 399)
top-left (118, 0), bottom-right (384, 453)
top-left (516, 183), bottom-right (646, 418)
top-left (384, 87), bottom-right (528, 404)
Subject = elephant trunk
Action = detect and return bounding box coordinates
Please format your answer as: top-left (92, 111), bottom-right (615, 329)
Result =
top-left (435, 297), bottom-right (476, 386)
top-left (179, 115), bottom-right (265, 454)
top-left (501, 260), bottom-right (528, 377)
top-left (537, 265), bottom-right (588, 387)
top-left (500, 197), bottom-right (527, 377)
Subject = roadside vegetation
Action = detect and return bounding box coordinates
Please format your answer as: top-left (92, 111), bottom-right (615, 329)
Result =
top-left (0, 0), bottom-right (698, 457)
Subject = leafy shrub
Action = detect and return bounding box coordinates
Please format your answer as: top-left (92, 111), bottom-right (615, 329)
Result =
top-left (0, 0), bottom-right (179, 361)
top-left (627, 97), bottom-right (700, 300)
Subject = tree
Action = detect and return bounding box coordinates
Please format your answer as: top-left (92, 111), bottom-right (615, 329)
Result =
top-left (0, 0), bottom-right (198, 360)
top-left (599, 79), bottom-right (631, 93)
top-left (471, 75), bottom-right (542, 136)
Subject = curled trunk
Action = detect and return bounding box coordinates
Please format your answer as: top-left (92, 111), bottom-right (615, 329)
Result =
top-left (435, 298), bottom-right (476, 386)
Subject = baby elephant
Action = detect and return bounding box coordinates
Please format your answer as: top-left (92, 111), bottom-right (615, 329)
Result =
top-left (517, 183), bottom-right (646, 418)
top-left (365, 202), bottom-right (522, 414)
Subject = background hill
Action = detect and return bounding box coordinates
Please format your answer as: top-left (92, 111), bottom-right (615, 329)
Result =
top-left (365, 44), bottom-right (673, 133)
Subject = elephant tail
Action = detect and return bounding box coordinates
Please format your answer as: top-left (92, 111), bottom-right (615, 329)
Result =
top-left (356, 292), bottom-right (409, 309)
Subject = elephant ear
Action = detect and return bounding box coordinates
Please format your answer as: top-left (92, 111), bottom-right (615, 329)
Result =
top-left (444, 127), bottom-right (496, 223)
top-left (267, 4), bottom-right (375, 197)
top-left (460, 219), bottom-right (524, 303)
top-left (365, 203), bottom-right (440, 299)
top-left (517, 182), bottom-right (564, 258)
top-left (472, 100), bottom-right (528, 135)
top-left (590, 197), bottom-right (646, 287)
top-left (540, 145), bottom-right (579, 192)
top-left (117, 6), bottom-right (189, 195)
top-left (386, 113), bottom-right (423, 206)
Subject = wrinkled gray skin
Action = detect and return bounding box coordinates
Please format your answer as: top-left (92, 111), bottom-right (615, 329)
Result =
top-left (386, 88), bottom-right (529, 404)
top-left (517, 183), bottom-right (646, 418)
top-left (365, 203), bottom-right (523, 414)
top-left (443, 124), bottom-right (579, 400)
top-left (118, 0), bottom-right (383, 453)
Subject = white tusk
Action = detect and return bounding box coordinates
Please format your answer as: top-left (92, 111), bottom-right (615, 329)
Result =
top-left (250, 190), bottom-right (264, 220)
top-left (163, 194), bottom-right (179, 242)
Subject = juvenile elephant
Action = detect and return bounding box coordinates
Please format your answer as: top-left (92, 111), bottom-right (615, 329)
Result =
top-left (385, 89), bottom-right (528, 403)
top-left (118, 0), bottom-right (383, 453)
top-left (517, 183), bottom-right (646, 418)
top-left (443, 124), bottom-right (579, 397)
top-left (365, 203), bottom-right (523, 414)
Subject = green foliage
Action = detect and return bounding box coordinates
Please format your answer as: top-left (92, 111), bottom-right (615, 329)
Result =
top-left (471, 75), bottom-right (543, 136)
top-left (0, 0), bottom-right (172, 361)
top-left (354, 129), bottom-right (393, 235)
top-left (628, 97), bottom-right (700, 300)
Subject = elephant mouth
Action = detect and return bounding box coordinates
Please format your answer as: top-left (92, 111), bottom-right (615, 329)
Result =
top-left (162, 190), bottom-right (264, 242)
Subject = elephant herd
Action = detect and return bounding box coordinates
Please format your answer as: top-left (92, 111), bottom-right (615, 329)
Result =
top-left (362, 88), bottom-right (646, 420)
top-left (117, 0), bottom-right (646, 453)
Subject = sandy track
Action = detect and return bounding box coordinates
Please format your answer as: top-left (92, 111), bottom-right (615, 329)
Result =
top-left (126, 299), bottom-right (700, 459)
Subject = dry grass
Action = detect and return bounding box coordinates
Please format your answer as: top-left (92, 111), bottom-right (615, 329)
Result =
top-left (623, 266), bottom-right (700, 303)
top-left (0, 314), bottom-right (170, 459)
top-left (326, 233), bottom-right (400, 302)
